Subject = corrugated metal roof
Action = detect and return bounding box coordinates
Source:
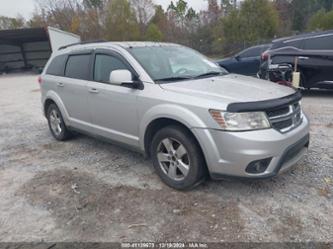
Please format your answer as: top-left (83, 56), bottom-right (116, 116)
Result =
top-left (0, 27), bottom-right (48, 45)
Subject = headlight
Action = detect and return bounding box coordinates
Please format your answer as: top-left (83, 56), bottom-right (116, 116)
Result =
top-left (209, 110), bottom-right (271, 131)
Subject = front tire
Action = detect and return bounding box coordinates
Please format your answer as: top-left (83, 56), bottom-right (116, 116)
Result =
top-left (151, 125), bottom-right (207, 190)
top-left (46, 103), bottom-right (72, 141)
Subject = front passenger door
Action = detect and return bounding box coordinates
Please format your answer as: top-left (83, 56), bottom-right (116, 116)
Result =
top-left (87, 51), bottom-right (140, 147)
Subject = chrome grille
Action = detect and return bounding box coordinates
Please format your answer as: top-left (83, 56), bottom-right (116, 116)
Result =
top-left (266, 102), bottom-right (303, 133)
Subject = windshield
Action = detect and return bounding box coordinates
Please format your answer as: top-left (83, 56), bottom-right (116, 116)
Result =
top-left (128, 45), bottom-right (228, 82)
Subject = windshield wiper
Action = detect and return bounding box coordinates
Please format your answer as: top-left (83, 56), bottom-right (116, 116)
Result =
top-left (155, 76), bottom-right (193, 83)
top-left (155, 71), bottom-right (225, 83)
top-left (194, 71), bottom-right (224, 79)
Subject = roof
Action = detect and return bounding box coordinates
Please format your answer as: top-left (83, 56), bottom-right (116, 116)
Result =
top-left (0, 28), bottom-right (49, 45)
top-left (58, 41), bottom-right (180, 52)
top-left (273, 29), bottom-right (333, 44)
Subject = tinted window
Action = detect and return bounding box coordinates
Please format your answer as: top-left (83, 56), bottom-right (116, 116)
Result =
top-left (65, 54), bottom-right (91, 80)
top-left (283, 40), bottom-right (303, 49)
top-left (239, 46), bottom-right (265, 58)
top-left (94, 54), bottom-right (129, 83)
top-left (272, 40), bottom-right (303, 49)
top-left (304, 35), bottom-right (333, 50)
top-left (46, 54), bottom-right (67, 76)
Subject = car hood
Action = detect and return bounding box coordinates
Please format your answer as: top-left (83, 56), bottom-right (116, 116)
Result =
top-left (159, 74), bottom-right (296, 104)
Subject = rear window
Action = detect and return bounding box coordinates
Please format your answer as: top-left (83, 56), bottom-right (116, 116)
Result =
top-left (65, 54), bottom-right (91, 80)
top-left (303, 35), bottom-right (333, 50)
top-left (46, 54), bottom-right (67, 76)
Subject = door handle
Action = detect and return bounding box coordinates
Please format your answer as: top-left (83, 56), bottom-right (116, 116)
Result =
top-left (298, 56), bottom-right (309, 60)
top-left (89, 88), bottom-right (99, 94)
top-left (57, 82), bottom-right (64, 87)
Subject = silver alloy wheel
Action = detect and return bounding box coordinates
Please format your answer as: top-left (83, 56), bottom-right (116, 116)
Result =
top-left (157, 137), bottom-right (190, 181)
top-left (49, 109), bottom-right (62, 136)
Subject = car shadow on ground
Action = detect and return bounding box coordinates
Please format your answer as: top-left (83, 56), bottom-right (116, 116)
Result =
top-left (67, 132), bottom-right (297, 194)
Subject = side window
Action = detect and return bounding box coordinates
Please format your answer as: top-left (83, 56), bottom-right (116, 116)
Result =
top-left (239, 47), bottom-right (262, 58)
top-left (304, 35), bottom-right (333, 50)
top-left (94, 54), bottom-right (129, 83)
top-left (284, 40), bottom-right (303, 49)
top-left (65, 54), bottom-right (91, 80)
top-left (46, 54), bottom-right (67, 76)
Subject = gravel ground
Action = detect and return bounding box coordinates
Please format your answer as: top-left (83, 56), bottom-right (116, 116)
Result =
top-left (0, 73), bottom-right (332, 243)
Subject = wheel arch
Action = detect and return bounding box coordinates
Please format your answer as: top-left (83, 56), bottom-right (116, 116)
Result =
top-left (43, 91), bottom-right (69, 124)
top-left (140, 104), bottom-right (207, 152)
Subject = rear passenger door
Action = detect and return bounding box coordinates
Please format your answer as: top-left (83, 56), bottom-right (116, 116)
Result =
top-left (60, 52), bottom-right (92, 125)
top-left (87, 50), bottom-right (140, 147)
top-left (301, 35), bottom-right (333, 87)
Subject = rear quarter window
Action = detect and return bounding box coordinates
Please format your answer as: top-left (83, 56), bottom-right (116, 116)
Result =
top-left (303, 35), bottom-right (333, 50)
top-left (283, 40), bottom-right (303, 49)
top-left (272, 40), bottom-right (303, 50)
top-left (65, 54), bottom-right (91, 80)
top-left (46, 54), bottom-right (67, 76)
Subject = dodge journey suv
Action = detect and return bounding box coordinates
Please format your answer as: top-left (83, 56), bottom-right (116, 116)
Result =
top-left (40, 42), bottom-right (310, 190)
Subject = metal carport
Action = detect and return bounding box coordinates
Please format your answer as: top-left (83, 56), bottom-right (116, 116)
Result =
top-left (0, 27), bottom-right (80, 74)
top-left (0, 28), bottom-right (51, 73)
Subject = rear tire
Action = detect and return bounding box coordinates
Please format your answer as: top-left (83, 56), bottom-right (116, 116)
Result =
top-left (151, 125), bottom-right (207, 190)
top-left (46, 103), bottom-right (72, 141)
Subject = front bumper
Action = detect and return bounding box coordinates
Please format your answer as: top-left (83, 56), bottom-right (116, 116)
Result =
top-left (192, 114), bottom-right (310, 179)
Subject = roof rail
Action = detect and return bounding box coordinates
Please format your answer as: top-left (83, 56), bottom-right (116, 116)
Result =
top-left (58, 40), bottom-right (107, 50)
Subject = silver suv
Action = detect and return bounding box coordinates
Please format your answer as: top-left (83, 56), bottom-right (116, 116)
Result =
top-left (40, 42), bottom-right (310, 189)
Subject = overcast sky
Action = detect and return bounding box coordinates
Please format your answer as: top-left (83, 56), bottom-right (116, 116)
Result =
top-left (0, 0), bottom-right (208, 19)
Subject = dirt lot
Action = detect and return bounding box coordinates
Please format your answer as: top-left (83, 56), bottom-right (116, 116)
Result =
top-left (0, 73), bottom-right (332, 242)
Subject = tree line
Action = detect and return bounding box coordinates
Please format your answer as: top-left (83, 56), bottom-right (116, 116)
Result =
top-left (1, 0), bottom-right (333, 56)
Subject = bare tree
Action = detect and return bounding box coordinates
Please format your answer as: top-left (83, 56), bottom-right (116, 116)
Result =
top-left (130, 0), bottom-right (155, 33)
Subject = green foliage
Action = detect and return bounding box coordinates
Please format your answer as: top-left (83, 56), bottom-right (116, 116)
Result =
top-left (168, 0), bottom-right (188, 17)
top-left (145, 23), bottom-right (163, 41)
top-left (317, 0), bottom-right (333, 11)
top-left (221, 0), bottom-right (279, 46)
top-left (151, 5), bottom-right (168, 29)
top-left (4, 0), bottom-right (333, 57)
top-left (308, 9), bottom-right (333, 30)
top-left (186, 7), bottom-right (197, 20)
top-left (168, 0), bottom-right (198, 26)
top-left (0, 16), bottom-right (25, 30)
top-left (83, 0), bottom-right (103, 9)
top-left (189, 24), bottom-right (216, 55)
top-left (221, 0), bottom-right (234, 14)
top-left (291, 0), bottom-right (316, 31)
top-left (105, 0), bottom-right (140, 41)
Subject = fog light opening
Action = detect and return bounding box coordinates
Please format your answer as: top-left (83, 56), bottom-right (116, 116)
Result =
top-left (246, 158), bottom-right (272, 174)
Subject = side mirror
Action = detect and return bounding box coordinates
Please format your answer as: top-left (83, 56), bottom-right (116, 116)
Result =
top-left (235, 55), bottom-right (241, 61)
top-left (109, 69), bottom-right (133, 85)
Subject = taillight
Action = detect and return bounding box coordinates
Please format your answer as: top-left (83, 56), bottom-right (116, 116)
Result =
top-left (261, 52), bottom-right (269, 61)
top-left (38, 76), bottom-right (42, 84)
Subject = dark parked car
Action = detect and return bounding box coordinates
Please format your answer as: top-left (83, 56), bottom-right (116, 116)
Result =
top-left (259, 30), bottom-right (333, 89)
top-left (216, 44), bottom-right (271, 76)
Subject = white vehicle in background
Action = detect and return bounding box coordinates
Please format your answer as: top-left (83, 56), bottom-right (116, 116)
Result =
top-left (48, 26), bottom-right (81, 51)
